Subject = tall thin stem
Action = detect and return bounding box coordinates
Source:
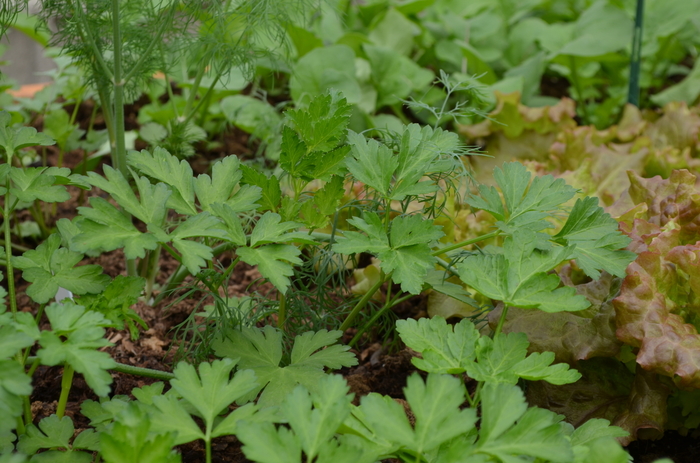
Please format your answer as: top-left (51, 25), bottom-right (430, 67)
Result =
top-left (56, 364), bottom-right (75, 419)
top-left (111, 0), bottom-right (127, 177)
top-left (3, 189), bottom-right (18, 318)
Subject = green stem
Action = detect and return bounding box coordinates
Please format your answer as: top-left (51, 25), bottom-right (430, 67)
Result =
top-left (432, 230), bottom-right (500, 256)
top-left (340, 272), bottom-right (389, 332)
top-left (3, 189), bottom-right (18, 317)
top-left (627, 0), bottom-right (644, 107)
top-left (111, 0), bottom-right (127, 177)
top-left (56, 364), bottom-right (75, 419)
top-left (494, 305), bottom-right (509, 337)
top-left (0, 239), bottom-right (29, 253)
top-left (349, 292), bottom-right (412, 347)
top-left (26, 357), bottom-right (176, 381)
top-left (143, 245), bottom-right (162, 302)
top-left (568, 56), bottom-right (590, 125)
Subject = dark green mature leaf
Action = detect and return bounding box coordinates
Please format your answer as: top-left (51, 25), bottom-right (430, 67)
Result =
top-left (9, 167), bottom-right (71, 203)
top-left (467, 162), bottom-right (577, 233)
top-left (286, 89), bottom-right (352, 154)
top-left (212, 326), bottom-right (357, 408)
top-left (101, 403), bottom-right (181, 463)
top-left (397, 317), bottom-right (478, 374)
top-left (128, 147), bottom-right (197, 215)
top-left (240, 165), bottom-right (281, 212)
top-left (196, 156), bottom-right (259, 213)
top-left (86, 166), bottom-right (167, 224)
top-left (332, 213), bottom-right (389, 255)
top-left (38, 302), bottom-right (116, 396)
top-left (458, 230), bottom-right (590, 313)
top-left (345, 131), bottom-right (397, 198)
top-left (360, 373), bottom-right (477, 456)
top-left (17, 415), bottom-right (94, 462)
top-left (13, 234), bottom-right (109, 304)
top-left (73, 198), bottom-right (160, 259)
top-left (553, 196), bottom-right (635, 279)
top-left (314, 175), bottom-right (345, 216)
top-left (476, 383), bottom-right (573, 462)
top-left (0, 110), bottom-right (55, 158)
top-left (237, 245), bottom-right (303, 293)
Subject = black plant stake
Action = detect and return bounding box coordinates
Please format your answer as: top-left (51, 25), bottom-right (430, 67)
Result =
top-left (628, 0), bottom-right (644, 107)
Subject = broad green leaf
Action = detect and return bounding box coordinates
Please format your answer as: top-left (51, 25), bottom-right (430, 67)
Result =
top-left (168, 212), bottom-right (227, 274)
top-left (279, 126), bottom-right (311, 179)
top-left (212, 326), bottom-right (357, 408)
top-left (396, 317), bottom-right (478, 374)
top-left (128, 147), bottom-right (197, 215)
top-left (511, 351), bottom-right (581, 385)
top-left (237, 244), bottom-right (303, 293)
top-left (332, 213), bottom-right (389, 255)
top-left (553, 196), bottom-right (635, 279)
top-left (209, 203), bottom-right (246, 246)
top-left (0, 360), bottom-right (32, 434)
top-left (150, 394), bottom-right (204, 445)
top-left (238, 422), bottom-right (301, 463)
top-left (74, 198), bottom-right (160, 259)
top-left (285, 89), bottom-right (352, 154)
top-left (220, 95), bottom-right (281, 144)
top-left (360, 373), bottom-right (477, 455)
top-left (12, 234), bottom-right (109, 304)
top-left (290, 45), bottom-right (361, 105)
top-left (169, 359), bottom-right (258, 434)
top-left (390, 214), bottom-right (444, 248)
top-left (38, 302), bottom-right (116, 396)
top-left (0, 110), bottom-right (55, 158)
top-left (476, 383), bottom-right (572, 462)
top-left (9, 167), bottom-right (70, 203)
top-left (364, 45), bottom-right (434, 108)
top-left (43, 108), bottom-right (83, 152)
top-left (345, 131), bottom-right (397, 198)
top-left (314, 175), bottom-right (345, 216)
top-left (378, 243), bottom-right (435, 294)
top-left (100, 403), bottom-right (181, 463)
top-left (458, 231), bottom-right (590, 313)
top-left (85, 166), bottom-right (171, 225)
top-left (468, 333), bottom-right (529, 385)
top-left (468, 162), bottom-right (577, 233)
top-left (0, 324), bottom-right (35, 358)
top-left (17, 414), bottom-right (74, 454)
top-left (240, 165), bottom-right (281, 212)
top-left (194, 156), bottom-right (258, 213)
top-left (248, 212), bottom-right (310, 247)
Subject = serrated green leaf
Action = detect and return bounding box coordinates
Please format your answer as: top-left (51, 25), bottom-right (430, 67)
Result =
top-left (332, 212), bottom-right (390, 255)
top-left (468, 333), bottom-right (530, 385)
top-left (0, 360), bottom-right (32, 434)
top-left (239, 421), bottom-right (301, 463)
top-left (378, 244), bottom-right (435, 294)
top-left (458, 231), bottom-right (590, 313)
top-left (396, 317), bottom-right (479, 374)
top-left (79, 275), bottom-right (146, 339)
top-left (73, 198), bottom-right (160, 258)
top-left (360, 373), bottom-right (477, 455)
top-left (468, 162), bottom-right (577, 233)
top-left (195, 156), bottom-right (258, 213)
top-left (0, 324), bottom-right (35, 358)
top-left (310, 145), bottom-right (351, 181)
top-left (237, 244), bottom-right (302, 293)
top-left (17, 415), bottom-right (74, 454)
top-left (346, 131), bottom-right (397, 198)
top-left (212, 326), bottom-right (357, 408)
top-left (390, 214), bottom-right (444, 248)
top-left (168, 212), bottom-right (228, 274)
top-left (38, 302), bottom-right (116, 396)
top-left (476, 383), bottom-right (572, 463)
top-left (0, 110), bottom-right (55, 157)
top-left (512, 351), bottom-right (581, 385)
top-left (170, 359), bottom-right (258, 433)
top-left (249, 212), bottom-right (309, 247)
top-left (209, 203), bottom-right (246, 246)
top-left (12, 234), bottom-right (109, 303)
top-left (150, 394), bottom-right (205, 445)
top-left (128, 147), bottom-right (197, 215)
top-left (241, 165), bottom-right (281, 212)
top-left (286, 89), bottom-right (352, 153)
top-left (9, 167), bottom-right (71, 203)
top-left (553, 196), bottom-right (635, 279)
top-left (280, 125), bottom-right (312, 179)
top-left (314, 175), bottom-right (345, 216)
top-left (101, 403), bottom-right (181, 463)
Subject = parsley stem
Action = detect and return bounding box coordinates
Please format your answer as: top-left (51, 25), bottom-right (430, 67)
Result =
top-left (56, 364), bottom-right (75, 419)
top-left (3, 189), bottom-right (18, 317)
top-left (432, 230), bottom-right (500, 256)
top-left (494, 305), bottom-right (510, 337)
top-left (26, 357), bottom-right (176, 381)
